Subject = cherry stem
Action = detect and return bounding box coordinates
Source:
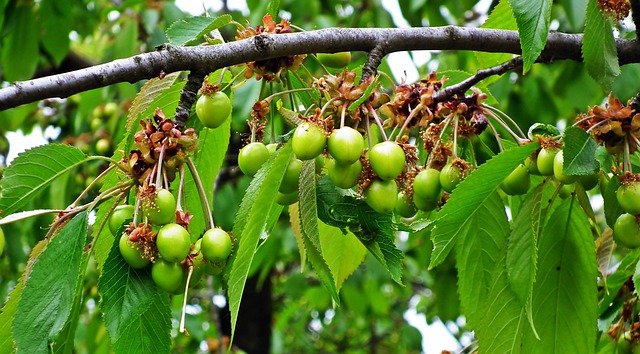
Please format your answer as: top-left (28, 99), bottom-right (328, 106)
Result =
top-left (630, 133), bottom-right (640, 152)
top-left (453, 117), bottom-right (459, 157)
top-left (394, 103), bottom-right (423, 142)
top-left (216, 67), bottom-right (227, 86)
top-left (176, 164), bottom-right (185, 211)
top-left (133, 186), bottom-right (142, 225)
top-left (624, 135), bottom-right (632, 173)
top-left (186, 157), bottom-right (215, 229)
top-left (482, 104), bottom-right (526, 138)
top-left (319, 96), bottom-right (338, 117)
top-left (572, 115), bottom-right (595, 127)
top-left (70, 164), bottom-right (118, 208)
top-left (179, 265), bottom-right (194, 333)
top-left (485, 118), bottom-right (505, 153)
top-left (483, 108), bottom-right (526, 144)
top-left (586, 119), bottom-right (609, 134)
top-left (340, 102), bottom-right (347, 128)
top-left (365, 116), bottom-right (373, 150)
top-left (155, 140), bottom-right (167, 188)
top-left (367, 103), bottom-right (388, 141)
top-left (263, 87), bottom-right (313, 104)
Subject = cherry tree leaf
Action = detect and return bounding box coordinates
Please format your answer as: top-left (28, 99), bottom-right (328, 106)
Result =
top-left (521, 198), bottom-right (597, 353)
top-left (508, 0), bottom-right (552, 73)
top-left (227, 142), bottom-right (292, 343)
top-left (563, 126), bottom-right (600, 176)
top-left (318, 219), bottom-right (367, 292)
top-left (582, 0), bottom-right (620, 91)
top-left (430, 142), bottom-right (540, 268)
top-left (166, 15), bottom-right (232, 45)
top-left (13, 212), bottom-right (89, 353)
top-left (476, 0), bottom-right (518, 69)
top-left (0, 144), bottom-right (87, 217)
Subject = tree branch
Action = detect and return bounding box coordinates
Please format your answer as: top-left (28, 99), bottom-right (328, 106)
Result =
top-left (174, 71), bottom-right (206, 130)
top-left (631, 0), bottom-right (640, 36)
top-left (432, 57), bottom-right (523, 102)
top-left (1, 26), bottom-right (640, 111)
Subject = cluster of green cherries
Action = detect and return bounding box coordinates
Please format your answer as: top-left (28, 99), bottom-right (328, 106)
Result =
top-left (109, 188), bottom-right (233, 293)
top-left (614, 179), bottom-right (640, 248)
top-left (235, 120), bottom-right (473, 215)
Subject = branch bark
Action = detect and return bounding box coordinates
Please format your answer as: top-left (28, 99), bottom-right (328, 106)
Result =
top-left (1, 26), bottom-right (640, 110)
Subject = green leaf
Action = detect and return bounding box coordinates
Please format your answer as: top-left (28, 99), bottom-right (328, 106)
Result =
top-left (596, 228), bottom-right (614, 285)
top-left (508, 0), bottom-right (552, 73)
top-left (288, 204), bottom-right (307, 270)
top-left (98, 234), bottom-right (170, 352)
top-left (507, 183), bottom-right (547, 305)
top-left (600, 249), bottom-right (640, 315)
top-left (559, 0), bottom-right (588, 31)
top-left (456, 191), bottom-right (509, 328)
top-left (476, 0), bottom-right (518, 68)
top-left (582, 0), bottom-right (620, 90)
top-left (476, 253), bottom-right (527, 353)
top-left (228, 142), bottom-right (292, 342)
top-left (112, 293), bottom-right (171, 354)
top-left (166, 14), bottom-right (232, 45)
top-left (0, 5), bottom-right (38, 81)
top-left (268, 0), bottom-right (280, 19)
top-left (0, 144), bottom-right (87, 217)
top-left (563, 126), bottom-right (600, 175)
top-left (522, 198), bottom-right (597, 353)
top-left (318, 220), bottom-right (366, 292)
top-left (347, 75), bottom-right (379, 111)
top-left (430, 142), bottom-right (540, 268)
top-left (13, 212), bottom-right (89, 353)
top-left (298, 160), bottom-right (339, 302)
top-left (316, 177), bottom-right (403, 284)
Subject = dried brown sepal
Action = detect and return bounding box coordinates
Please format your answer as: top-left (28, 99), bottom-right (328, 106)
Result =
top-left (538, 136), bottom-right (563, 150)
top-left (577, 93), bottom-right (640, 154)
top-left (598, 0), bottom-right (630, 21)
top-left (618, 171), bottom-right (640, 185)
top-left (125, 222), bottom-right (158, 262)
top-left (236, 14), bottom-right (306, 82)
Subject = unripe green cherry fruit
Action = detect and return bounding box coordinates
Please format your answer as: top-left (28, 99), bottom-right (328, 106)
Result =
top-left (558, 183), bottom-right (574, 199)
top-left (501, 164), bottom-right (530, 196)
top-left (413, 194), bottom-right (439, 212)
top-left (328, 127), bottom-right (364, 165)
top-left (328, 158), bottom-right (362, 189)
top-left (279, 157), bottom-right (302, 194)
top-left (119, 234), bottom-right (150, 269)
top-left (144, 189), bottom-right (176, 225)
top-left (96, 138), bottom-right (111, 155)
top-left (156, 223), bottom-right (191, 262)
top-left (196, 91), bottom-right (232, 129)
top-left (614, 213), bottom-right (640, 248)
top-left (617, 182), bottom-right (640, 215)
top-left (395, 192), bottom-right (417, 218)
top-left (152, 259), bottom-right (184, 293)
top-left (202, 228), bottom-right (233, 262)
top-left (277, 191), bottom-right (299, 206)
top-left (524, 155), bottom-right (540, 175)
top-left (365, 179), bottom-right (398, 213)
top-left (109, 205), bottom-right (135, 235)
top-left (413, 168), bottom-right (441, 201)
top-left (266, 143), bottom-right (278, 155)
top-left (317, 52), bottom-right (351, 68)
top-left (553, 150), bottom-right (578, 184)
top-left (0, 227), bottom-right (5, 254)
top-left (536, 147), bottom-right (558, 176)
top-left (440, 162), bottom-right (465, 193)
top-left (369, 141), bottom-right (405, 181)
top-left (103, 102), bottom-right (118, 117)
top-left (292, 122), bottom-right (327, 160)
top-left (238, 142), bottom-right (270, 177)
top-left (579, 173), bottom-right (600, 191)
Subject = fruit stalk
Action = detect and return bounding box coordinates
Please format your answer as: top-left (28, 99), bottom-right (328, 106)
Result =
top-left (186, 157), bottom-right (215, 229)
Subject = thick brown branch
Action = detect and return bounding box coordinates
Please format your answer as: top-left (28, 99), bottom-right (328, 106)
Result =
top-left (174, 71), bottom-right (206, 130)
top-left (1, 26), bottom-right (639, 110)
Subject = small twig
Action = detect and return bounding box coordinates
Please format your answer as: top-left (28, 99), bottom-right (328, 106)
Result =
top-left (174, 71), bottom-right (206, 130)
top-left (361, 45), bottom-right (385, 82)
top-left (432, 57), bottom-right (524, 103)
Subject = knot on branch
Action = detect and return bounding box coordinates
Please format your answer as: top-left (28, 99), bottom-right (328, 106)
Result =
top-left (253, 34), bottom-right (274, 54)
